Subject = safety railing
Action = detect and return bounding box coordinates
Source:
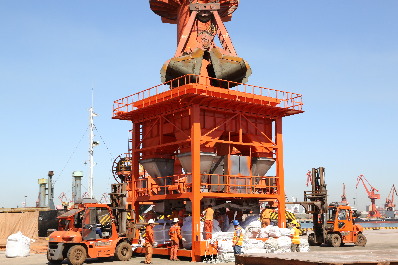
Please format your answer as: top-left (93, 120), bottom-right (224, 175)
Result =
top-left (134, 174), bottom-right (279, 197)
top-left (113, 74), bottom-right (303, 117)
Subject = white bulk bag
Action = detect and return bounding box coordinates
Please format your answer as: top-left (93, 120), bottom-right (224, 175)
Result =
top-left (6, 231), bottom-right (34, 258)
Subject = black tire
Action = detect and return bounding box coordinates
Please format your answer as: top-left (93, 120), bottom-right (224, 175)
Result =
top-left (114, 241), bottom-right (132, 261)
top-left (47, 250), bottom-right (63, 264)
top-left (329, 234), bottom-right (341, 247)
top-left (308, 233), bottom-right (320, 246)
top-left (355, 233), bottom-right (367, 247)
top-left (67, 245), bottom-right (87, 265)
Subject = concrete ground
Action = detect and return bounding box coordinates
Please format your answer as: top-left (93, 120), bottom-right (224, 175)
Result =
top-left (0, 230), bottom-right (396, 265)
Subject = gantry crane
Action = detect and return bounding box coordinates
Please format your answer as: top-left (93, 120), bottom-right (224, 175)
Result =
top-left (355, 175), bottom-right (381, 218)
top-left (341, 183), bottom-right (348, 205)
top-left (385, 184), bottom-right (397, 212)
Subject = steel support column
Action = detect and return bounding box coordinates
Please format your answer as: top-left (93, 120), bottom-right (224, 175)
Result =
top-left (132, 123), bottom-right (141, 222)
top-left (190, 104), bottom-right (202, 262)
top-left (275, 117), bottom-right (286, 227)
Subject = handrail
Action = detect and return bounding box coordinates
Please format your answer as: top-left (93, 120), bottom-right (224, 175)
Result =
top-left (113, 74), bottom-right (303, 117)
top-left (134, 173), bottom-right (279, 196)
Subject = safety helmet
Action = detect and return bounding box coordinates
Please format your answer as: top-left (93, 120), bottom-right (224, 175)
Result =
top-left (172, 218), bottom-right (179, 223)
top-left (232, 220), bottom-right (239, 226)
top-left (148, 219), bottom-right (155, 224)
top-left (291, 220), bottom-right (299, 226)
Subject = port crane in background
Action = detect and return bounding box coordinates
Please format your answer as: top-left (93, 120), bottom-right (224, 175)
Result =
top-left (385, 184), bottom-right (397, 212)
top-left (99, 192), bottom-right (111, 204)
top-left (58, 192), bottom-right (72, 209)
top-left (341, 183), bottom-right (348, 205)
top-left (356, 175), bottom-right (382, 218)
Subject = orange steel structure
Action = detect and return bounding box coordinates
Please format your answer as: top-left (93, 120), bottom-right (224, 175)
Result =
top-left (112, 0), bottom-right (304, 261)
top-left (356, 175), bottom-right (382, 218)
top-left (385, 184), bottom-right (397, 211)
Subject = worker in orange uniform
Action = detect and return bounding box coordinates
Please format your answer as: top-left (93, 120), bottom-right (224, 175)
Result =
top-left (260, 204), bottom-right (273, 228)
top-left (169, 218), bottom-right (183, 261)
top-left (232, 220), bottom-right (244, 255)
top-left (203, 205), bottom-right (214, 239)
top-left (144, 219), bottom-right (156, 264)
top-left (290, 220), bottom-right (301, 252)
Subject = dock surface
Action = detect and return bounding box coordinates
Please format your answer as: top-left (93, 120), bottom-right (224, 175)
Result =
top-left (0, 230), bottom-right (397, 264)
top-left (236, 250), bottom-right (398, 265)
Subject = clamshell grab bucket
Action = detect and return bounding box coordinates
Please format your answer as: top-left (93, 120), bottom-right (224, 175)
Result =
top-left (161, 48), bottom-right (204, 83)
top-left (209, 47), bottom-right (252, 85)
top-left (161, 47), bottom-right (252, 88)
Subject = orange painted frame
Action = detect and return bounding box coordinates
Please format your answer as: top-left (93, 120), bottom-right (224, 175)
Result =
top-left (114, 80), bottom-right (303, 260)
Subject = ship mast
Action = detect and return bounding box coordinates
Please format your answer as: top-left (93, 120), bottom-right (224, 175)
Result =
top-left (88, 89), bottom-right (98, 199)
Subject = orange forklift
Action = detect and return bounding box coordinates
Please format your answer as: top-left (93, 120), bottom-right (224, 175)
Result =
top-left (322, 202), bottom-right (367, 247)
top-left (47, 184), bottom-right (134, 265)
top-left (296, 168), bottom-right (367, 247)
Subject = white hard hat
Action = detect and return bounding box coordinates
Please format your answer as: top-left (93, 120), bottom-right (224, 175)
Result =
top-left (148, 219), bottom-right (155, 224)
top-left (172, 218), bottom-right (179, 223)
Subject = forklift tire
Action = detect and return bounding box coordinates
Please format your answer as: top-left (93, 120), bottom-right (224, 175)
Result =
top-left (114, 241), bottom-right (132, 261)
top-left (308, 233), bottom-right (321, 246)
top-left (355, 233), bottom-right (367, 247)
top-left (67, 245), bottom-right (87, 265)
top-left (328, 234), bottom-right (341, 247)
top-left (47, 250), bottom-right (63, 264)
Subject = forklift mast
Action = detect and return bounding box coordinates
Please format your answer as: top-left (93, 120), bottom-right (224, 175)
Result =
top-left (302, 167), bottom-right (328, 244)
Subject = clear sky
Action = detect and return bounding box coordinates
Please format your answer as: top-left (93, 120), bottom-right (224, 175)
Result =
top-left (1, 1), bottom-right (397, 211)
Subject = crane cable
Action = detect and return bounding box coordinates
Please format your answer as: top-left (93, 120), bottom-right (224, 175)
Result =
top-left (53, 127), bottom-right (89, 184)
top-left (93, 124), bottom-right (115, 186)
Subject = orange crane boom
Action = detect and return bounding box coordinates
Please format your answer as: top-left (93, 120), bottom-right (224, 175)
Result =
top-left (355, 175), bottom-right (381, 218)
top-left (385, 184), bottom-right (397, 211)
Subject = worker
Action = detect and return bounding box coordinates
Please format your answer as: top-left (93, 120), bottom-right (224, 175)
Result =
top-left (169, 218), bottom-right (183, 261)
top-left (144, 219), bottom-right (156, 264)
top-left (232, 220), bottom-right (244, 255)
top-left (290, 220), bottom-right (301, 252)
top-left (203, 205), bottom-right (214, 239)
top-left (260, 204), bottom-right (273, 228)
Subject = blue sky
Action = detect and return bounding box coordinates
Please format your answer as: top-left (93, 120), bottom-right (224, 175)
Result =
top-left (1, 1), bottom-right (397, 211)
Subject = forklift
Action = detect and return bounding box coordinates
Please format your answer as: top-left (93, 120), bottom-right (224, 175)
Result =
top-left (295, 167), bottom-right (367, 247)
top-left (47, 184), bottom-right (136, 265)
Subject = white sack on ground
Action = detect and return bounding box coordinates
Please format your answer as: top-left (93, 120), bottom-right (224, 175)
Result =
top-left (279, 228), bottom-right (293, 236)
top-left (5, 231), bottom-right (35, 258)
top-left (299, 238), bottom-right (310, 252)
top-left (240, 215), bottom-right (260, 229)
top-left (259, 227), bottom-right (269, 238)
top-left (217, 252), bottom-right (235, 263)
top-left (268, 225), bottom-right (282, 237)
top-left (275, 236), bottom-right (292, 253)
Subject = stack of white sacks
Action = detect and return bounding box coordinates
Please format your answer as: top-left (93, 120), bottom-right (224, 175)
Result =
top-left (152, 215), bottom-right (309, 262)
top-left (213, 232), bottom-right (235, 263)
top-left (242, 216), bottom-right (310, 253)
top-left (215, 215), bottom-right (310, 261)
